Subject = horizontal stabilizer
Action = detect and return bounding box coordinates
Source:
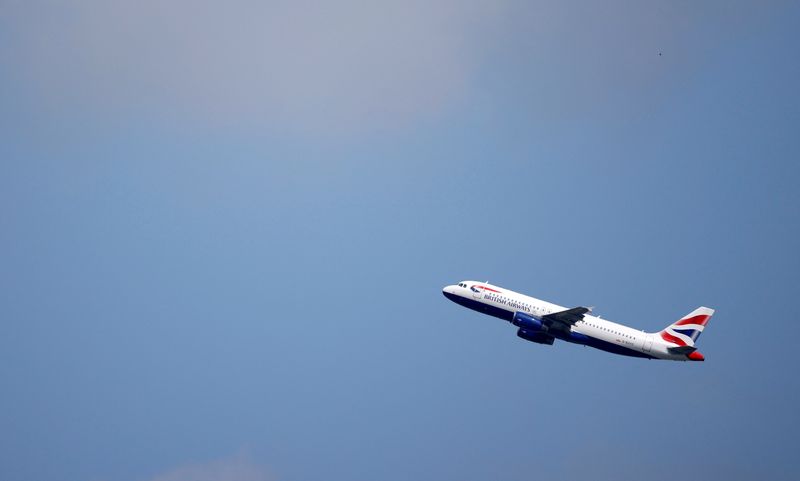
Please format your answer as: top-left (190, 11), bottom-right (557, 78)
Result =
top-left (667, 345), bottom-right (697, 355)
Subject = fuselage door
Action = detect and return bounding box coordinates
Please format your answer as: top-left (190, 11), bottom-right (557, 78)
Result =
top-left (643, 335), bottom-right (654, 353)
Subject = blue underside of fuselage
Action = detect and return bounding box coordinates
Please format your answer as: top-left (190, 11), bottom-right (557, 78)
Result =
top-left (444, 292), bottom-right (655, 359)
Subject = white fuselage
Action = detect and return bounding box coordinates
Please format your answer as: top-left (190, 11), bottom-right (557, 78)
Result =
top-left (442, 281), bottom-right (695, 361)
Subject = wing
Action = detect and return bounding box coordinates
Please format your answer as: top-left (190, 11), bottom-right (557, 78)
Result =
top-left (541, 306), bottom-right (592, 328)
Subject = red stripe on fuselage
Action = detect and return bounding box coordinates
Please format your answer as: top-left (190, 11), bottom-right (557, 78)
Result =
top-left (660, 331), bottom-right (687, 346)
top-left (476, 285), bottom-right (502, 293)
top-left (675, 315), bottom-right (710, 326)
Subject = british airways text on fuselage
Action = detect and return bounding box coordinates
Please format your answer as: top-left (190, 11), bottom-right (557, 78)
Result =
top-left (442, 281), bottom-right (714, 361)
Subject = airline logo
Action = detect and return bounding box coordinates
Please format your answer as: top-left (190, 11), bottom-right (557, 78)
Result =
top-left (470, 285), bottom-right (502, 294)
top-left (660, 313), bottom-right (711, 346)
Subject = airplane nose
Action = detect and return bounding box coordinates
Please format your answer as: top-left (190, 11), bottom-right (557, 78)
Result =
top-left (442, 285), bottom-right (454, 295)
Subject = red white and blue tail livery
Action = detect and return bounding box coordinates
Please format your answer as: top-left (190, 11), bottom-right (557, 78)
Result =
top-left (660, 307), bottom-right (713, 347)
top-left (443, 281), bottom-right (715, 361)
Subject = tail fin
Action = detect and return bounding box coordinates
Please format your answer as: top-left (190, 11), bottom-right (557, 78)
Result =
top-left (659, 307), bottom-right (715, 347)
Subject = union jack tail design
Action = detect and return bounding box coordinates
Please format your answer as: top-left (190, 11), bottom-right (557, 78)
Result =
top-left (659, 307), bottom-right (715, 347)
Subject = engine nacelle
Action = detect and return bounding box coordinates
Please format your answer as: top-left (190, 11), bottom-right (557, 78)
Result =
top-left (511, 311), bottom-right (544, 332)
top-left (517, 328), bottom-right (555, 345)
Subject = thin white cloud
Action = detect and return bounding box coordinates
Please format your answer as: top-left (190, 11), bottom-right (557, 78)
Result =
top-left (7, 0), bottom-right (506, 134)
top-left (143, 453), bottom-right (274, 481)
top-left (4, 1), bottom-right (768, 136)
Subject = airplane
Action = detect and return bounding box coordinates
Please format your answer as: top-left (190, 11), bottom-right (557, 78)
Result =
top-left (442, 281), bottom-right (714, 361)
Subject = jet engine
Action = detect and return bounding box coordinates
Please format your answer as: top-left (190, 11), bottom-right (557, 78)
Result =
top-left (516, 328), bottom-right (555, 345)
top-left (511, 311), bottom-right (544, 332)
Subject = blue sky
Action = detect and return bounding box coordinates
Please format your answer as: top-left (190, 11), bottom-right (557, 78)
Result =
top-left (1, 2), bottom-right (799, 480)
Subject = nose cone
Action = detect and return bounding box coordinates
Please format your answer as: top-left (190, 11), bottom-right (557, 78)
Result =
top-left (688, 351), bottom-right (705, 361)
top-left (442, 285), bottom-right (458, 302)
